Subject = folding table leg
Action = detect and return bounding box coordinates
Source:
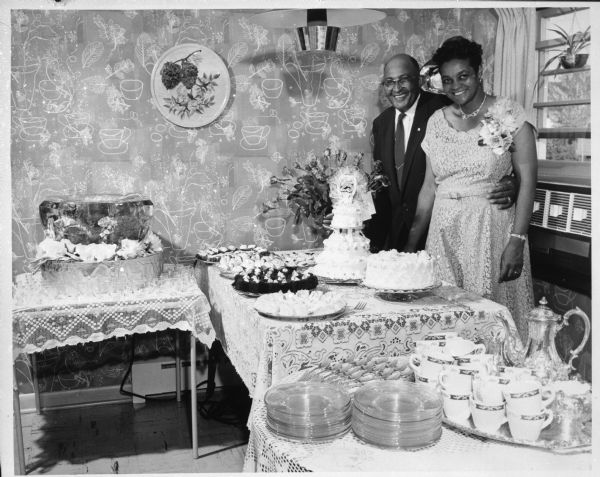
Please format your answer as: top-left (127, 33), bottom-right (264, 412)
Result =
top-left (175, 331), bottom-right (181, 403)
top-left (190, 333), bottom-right (198, 458)
top-left (31, 353), bottom-right (41, 414)
top-left (14, 365), bottom-right (26, 474)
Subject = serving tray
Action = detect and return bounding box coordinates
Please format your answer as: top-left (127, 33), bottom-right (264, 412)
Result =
top-left (443, 415), bottom-right (591, 454)
top-left (359, 282), bottom-right (442, 302)
top-left (315, 275), bottom-right (362, 285)
top-left (255, 306), bottom-right (346, 322)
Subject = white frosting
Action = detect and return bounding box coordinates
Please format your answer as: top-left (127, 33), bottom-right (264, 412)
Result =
top-left (330, 202), bottom-right (364, 228)
top-left (363, 250), bottom-right (436, 290)
top-left (312, 230), bottom-right (370, 280)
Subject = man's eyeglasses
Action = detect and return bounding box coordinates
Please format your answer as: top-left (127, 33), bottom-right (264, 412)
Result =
top-left (382, 76), bottom-right (416, 89)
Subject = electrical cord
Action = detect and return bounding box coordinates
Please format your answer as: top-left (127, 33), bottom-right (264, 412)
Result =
top-left (119, 335), bottom-right (165, 401)
top-left (119, 335), bottom-right (251, 429)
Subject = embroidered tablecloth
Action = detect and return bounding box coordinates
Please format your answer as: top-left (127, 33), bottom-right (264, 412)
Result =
top-left (203, 264), bottom-right (522, 403)
top-left (13, 265), bottom-right (215, 355)
top-left (244, 396), bottom-right (591, 473)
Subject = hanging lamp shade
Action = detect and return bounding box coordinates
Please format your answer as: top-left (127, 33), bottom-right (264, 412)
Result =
top-left (250, 9), bottom-right (385, 52)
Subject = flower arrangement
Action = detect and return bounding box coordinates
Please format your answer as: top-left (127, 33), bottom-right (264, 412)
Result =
top-left (478, 98), bottom-right (523, 155)
top-left (160, 49), bottom-right (220, 119)
top-left (32, 230), bottom-right (163, 271)
top-left (263, 145), bottom-right (389, 232)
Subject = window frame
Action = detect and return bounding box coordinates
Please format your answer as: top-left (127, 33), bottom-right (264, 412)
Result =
top-left (534, 7), bottom-right (591, 186)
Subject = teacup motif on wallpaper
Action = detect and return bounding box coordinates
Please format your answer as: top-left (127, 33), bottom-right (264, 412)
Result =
top-left (240, 125), bottom-right (270, 151)
top-left (301, 110), bottom-right (329, 135)
top-left (18, 116), bottom-right (48, 141)
top-left (264, 217), bottom-right (287, 237)
top-left (98, 127), bottom-right (131, 155)
top-left (338, 108), bottom-right (367, 134)
top-left (261, 78), bottom-right (284, 99)
top-left (119, 79), bottom-right (144, 101)
top-left (324, 77), bottom-right (351, 109)
top-left (58, 112), bottom-right (94, 139)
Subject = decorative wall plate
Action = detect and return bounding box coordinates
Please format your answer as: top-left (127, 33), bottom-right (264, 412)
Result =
top-left (151, 43), bottom-right (230, 128)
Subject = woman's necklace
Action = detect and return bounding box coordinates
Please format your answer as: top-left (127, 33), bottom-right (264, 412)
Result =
top-left (459, 93), bottom-right (487, 120)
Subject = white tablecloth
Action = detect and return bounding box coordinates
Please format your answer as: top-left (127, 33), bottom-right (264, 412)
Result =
top-left (13, 265), bottom-right (215, 355)
top-left (245, 398), bottom-right (591, 473)
top-left (202, 264), bottom-right (522, 404)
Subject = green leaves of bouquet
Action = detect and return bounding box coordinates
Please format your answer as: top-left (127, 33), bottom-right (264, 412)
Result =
top-left (265, 148), bottom-right (390, 232)
top-left (160, 49), bottom-right (220, 119)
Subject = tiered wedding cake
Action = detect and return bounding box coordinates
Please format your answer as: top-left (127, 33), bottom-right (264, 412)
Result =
top-left (311, 166), bottom-right (373, 281)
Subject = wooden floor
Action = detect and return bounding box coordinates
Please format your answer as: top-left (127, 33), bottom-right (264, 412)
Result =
top-left (17, 390), bottom-right (250, 474)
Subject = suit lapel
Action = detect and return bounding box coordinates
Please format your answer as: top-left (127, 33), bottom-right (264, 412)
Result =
top-left (401, 95), bottom-right (430, 193)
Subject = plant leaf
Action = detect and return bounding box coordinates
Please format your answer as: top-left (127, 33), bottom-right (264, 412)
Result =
top-left (231, 185), bottom-right (252, 211)
top-left (82, 41), bottom-right (104, 69)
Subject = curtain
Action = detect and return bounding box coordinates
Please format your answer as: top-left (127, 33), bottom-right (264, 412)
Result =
top-left (493, 8), bottom-right (537, 123)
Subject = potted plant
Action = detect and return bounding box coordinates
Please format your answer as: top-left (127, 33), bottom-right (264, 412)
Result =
top-left (541, 24), bottom-right (590, 72)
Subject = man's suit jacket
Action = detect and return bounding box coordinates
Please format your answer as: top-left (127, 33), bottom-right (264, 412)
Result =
top-left (365, 92), bottom-right (451, 252)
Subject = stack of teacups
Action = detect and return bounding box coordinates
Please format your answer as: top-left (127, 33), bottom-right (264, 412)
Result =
top-left (503, 379), bottom-right (555, 441)
top-left (437, 353), bottom-right (496, 423)
top-left (352, 381), bottom-right (443, 449)
top-left (409, 333), bottom-right (490, 389)
top-left (264, 381), bottom-right (352, 442)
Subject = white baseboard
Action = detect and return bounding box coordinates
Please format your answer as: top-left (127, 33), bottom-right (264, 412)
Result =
top-left (19, 385), bottom-right (132, 413)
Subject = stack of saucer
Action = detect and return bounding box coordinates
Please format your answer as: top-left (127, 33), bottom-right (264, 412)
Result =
top-left (265, 382), bottom-right (352, 442)
top-left (352, 381), bottom-right (443, 449)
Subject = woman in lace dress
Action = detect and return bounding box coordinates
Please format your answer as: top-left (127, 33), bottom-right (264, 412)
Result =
top-left (404, 37), bottom-right (537, 340)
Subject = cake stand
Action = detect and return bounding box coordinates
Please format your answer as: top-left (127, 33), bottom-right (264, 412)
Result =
top-left (361, 281), bottom-right (442, 302)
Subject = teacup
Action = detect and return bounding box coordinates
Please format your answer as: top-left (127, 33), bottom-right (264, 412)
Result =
top-left (444, 338), bottom-right (486, 359)
top-left (409, 352), bottom-right (455, 380)
top-left (472, 374), bottom-right (511, 405)
top-left (497, 366), bottom-right (535, 381)
top-left (507, 409), bottom-right (554, 442)
top-left (438, 366), bottom-right (475, 394)
top-left (413, 370), bottom-right (439, 388)
top-left (424, 332), bottom-right (459, 341)
top-left (470, 398), bottom-right (507, 433)
top-left (503, 379), bottom-right (555, 414)
top-left (441, 389), bottom-right (471, 422)
top-left (454, 353), bottom-right (495, 368)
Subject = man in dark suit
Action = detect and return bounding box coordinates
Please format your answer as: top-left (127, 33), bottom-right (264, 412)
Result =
top-left (364, 54), bottom-right (514, 252)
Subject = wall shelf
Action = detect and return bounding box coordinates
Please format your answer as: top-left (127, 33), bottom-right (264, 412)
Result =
top-left (533, 99), bottom-right (590, 108)
top-left (540, 65), bottom-right (589, 76)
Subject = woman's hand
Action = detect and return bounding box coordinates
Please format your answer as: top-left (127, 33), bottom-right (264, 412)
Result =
top-left (499, 238), bottom-right (525, 282)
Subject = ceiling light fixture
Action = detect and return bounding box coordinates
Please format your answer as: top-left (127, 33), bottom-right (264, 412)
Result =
top-left (250, 9), bottom-right (386, 52)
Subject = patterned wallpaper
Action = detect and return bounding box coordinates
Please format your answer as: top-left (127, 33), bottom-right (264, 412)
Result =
top-left (12, 8), bottom-right (499, 394)
top-left (11, 8), bottom-right (498, 275)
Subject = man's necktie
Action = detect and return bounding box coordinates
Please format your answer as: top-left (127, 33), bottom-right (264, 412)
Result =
top-left (395, 111), bottom-right (406, 189)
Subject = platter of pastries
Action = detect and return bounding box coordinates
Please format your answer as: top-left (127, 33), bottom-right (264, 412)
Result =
top-left (254, 290), bottom-right (346, 320)
top-left (219, 252), bottom-right (284, 278)
top-left (272, 250), bottom-right (319, 269)
top-left (196, 244), bottom-right (268, 264)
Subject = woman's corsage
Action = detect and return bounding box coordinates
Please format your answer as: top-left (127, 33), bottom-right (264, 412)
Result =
top-left (478, 97), bottom-right (524, 155)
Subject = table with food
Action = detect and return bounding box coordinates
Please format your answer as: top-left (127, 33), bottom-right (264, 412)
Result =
top-left (194, 154), bottom-right (591, 472)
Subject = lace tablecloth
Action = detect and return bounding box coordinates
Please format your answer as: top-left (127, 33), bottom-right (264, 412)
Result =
top-left (245, 397), bottom-right (591, 473)
top-left (204, 264), bottom-right (521, 403)
top-left (13, 266), bottom-right (215, 355)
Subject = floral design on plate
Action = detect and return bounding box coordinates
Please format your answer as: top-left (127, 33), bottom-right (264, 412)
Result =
top-left (151, 43), bottom-right (230, 128)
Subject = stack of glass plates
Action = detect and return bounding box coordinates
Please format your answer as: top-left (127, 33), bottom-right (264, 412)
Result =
top-left (352, 381), bottom-right (443, 449)
top-left (265, 382), bottom-right (352, 442)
